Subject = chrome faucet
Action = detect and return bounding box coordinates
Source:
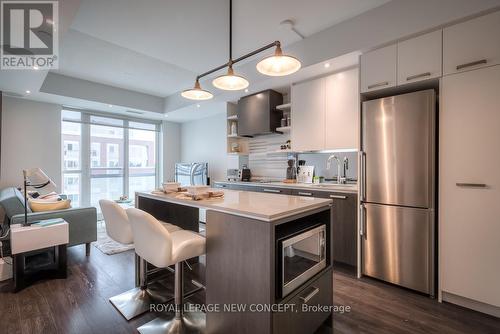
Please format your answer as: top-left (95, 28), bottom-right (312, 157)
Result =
top-left (326, 154), bottom-right (348, 184)
top-left (327, 154), bottom-right (342, 184)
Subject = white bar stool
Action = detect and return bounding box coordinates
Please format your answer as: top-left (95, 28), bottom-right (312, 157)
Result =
top-left (99, 200), bottom-right (181, 320)
top-left (127, 208), bottom-right (206, 334)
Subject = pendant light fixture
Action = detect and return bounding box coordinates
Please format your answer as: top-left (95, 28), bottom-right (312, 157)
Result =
top-left (211, 0), bottom-right (248, 91)
top-left (212, 62), bottom-right (249, 90)
top-left (181, 0), bottom-right (301, 100)
top-left (181, 78), bottom-right (214, 100)
top-left (256, 42), bottom-right (301, 76)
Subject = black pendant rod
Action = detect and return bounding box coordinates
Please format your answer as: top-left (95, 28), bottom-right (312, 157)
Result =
top-left (229, 0), bottom-right (232, 62)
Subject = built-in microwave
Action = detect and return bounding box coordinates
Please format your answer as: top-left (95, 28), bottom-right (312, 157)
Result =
top-left (276, 224), bottom-right (327, 298)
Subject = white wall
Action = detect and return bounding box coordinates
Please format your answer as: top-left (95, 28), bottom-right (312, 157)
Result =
top-left (162, 120), bottom-right (181, 182)
top-left (180, 113), bottom-right (227, 182)
top-left (1, 97), bottom-right (62, 191)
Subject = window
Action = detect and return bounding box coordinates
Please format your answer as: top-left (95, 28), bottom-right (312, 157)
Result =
top-left (62, 120), bottom-right (82, 207)
top-left (91, 143), bottom-right (101, 167)
top-left (61, 110), bottom-right (160, 211)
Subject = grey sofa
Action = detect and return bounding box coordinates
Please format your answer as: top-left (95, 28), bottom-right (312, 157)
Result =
top-left (0, 187), bottom-right (97, 255)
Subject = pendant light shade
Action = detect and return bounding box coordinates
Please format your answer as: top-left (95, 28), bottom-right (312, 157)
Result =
top-left (181, 79), bottom-right (213, 100)
top-left (256, 44), bottom-right (301, 76)
top-left (212, 65), bottom-right (249, 91)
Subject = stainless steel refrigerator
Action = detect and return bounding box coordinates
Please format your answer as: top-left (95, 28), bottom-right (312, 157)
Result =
top-left (360, 89), bottom-right (436, 296)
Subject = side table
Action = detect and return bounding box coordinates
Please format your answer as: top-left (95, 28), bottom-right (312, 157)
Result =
top-left (10, 220), bottom-right (69, 292)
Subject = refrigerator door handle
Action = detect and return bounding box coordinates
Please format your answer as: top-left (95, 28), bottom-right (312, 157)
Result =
top-left (359, 151), bottom-right (366, 201)
top-left (359, 204), bottom-right (366, 237)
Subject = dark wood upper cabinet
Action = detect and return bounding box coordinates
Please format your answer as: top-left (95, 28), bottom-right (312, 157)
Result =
top-left (237, 89), bottom-right (283, 137)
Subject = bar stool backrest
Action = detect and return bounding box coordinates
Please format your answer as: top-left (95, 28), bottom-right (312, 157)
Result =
top-left (126, 208), bottom-right (174, 268)
top-left (99, 199), bottom-right (133, 244)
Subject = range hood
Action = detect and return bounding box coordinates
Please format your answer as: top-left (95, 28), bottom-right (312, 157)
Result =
top-left (237, 89), bottom-right (283, 137)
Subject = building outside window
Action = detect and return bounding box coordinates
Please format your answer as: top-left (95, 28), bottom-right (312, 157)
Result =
top-left (61, 110), bottom-right (160, 212)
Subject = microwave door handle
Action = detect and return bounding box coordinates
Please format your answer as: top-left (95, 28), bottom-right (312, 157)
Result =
top-left (320, 230), bottom-right (326, 261)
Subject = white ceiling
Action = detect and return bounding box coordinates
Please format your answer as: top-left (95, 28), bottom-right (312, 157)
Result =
top-left (1, 0), bottom-right (392, 121)
top-left (58, 0), bottom-right (389, 100)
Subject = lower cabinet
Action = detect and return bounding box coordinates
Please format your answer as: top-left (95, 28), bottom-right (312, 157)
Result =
top-left (309, 191), bottom-right (357, 267)
top-left (290, 189), bottom-right (357, 266)
top-left (273, 269), bottom-right (332, 334)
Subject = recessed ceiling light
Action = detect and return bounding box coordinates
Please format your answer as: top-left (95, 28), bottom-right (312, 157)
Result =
top-left (25, 90), bottom-right (31, 94)
top-left (196, 104), bottom-right (201, 108)
top-left (324, 63), bottom-right (330, 68)
top-left (108, 104), bottom-right (113, 107)
top-left (164, 114), bottom-right (169, 118)
top-left (244, 88), bottom-right (249, 93)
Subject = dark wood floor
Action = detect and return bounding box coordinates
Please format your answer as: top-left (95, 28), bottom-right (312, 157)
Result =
top-left (1, 245), bottom-right (499, 334)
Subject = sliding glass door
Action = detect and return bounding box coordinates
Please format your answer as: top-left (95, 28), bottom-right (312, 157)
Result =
top-left (62, 110), bottom-right (160, 210)
top-left (128, 125), bottom-right (157, 198)
top-left (89, 121), bottom-right (125, 208)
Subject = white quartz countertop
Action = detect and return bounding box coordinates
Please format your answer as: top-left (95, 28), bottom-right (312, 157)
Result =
top-left (214, 180), bottom-right (358, 194)
top-left (137, 189), bottom-right (332, 222)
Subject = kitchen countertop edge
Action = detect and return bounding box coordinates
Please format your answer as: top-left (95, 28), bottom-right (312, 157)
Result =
top-left (136, 190), bottom-right (333, 223)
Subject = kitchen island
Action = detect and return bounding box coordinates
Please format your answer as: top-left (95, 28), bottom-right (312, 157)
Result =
top-left (135, 189), bottom-right (333, 334)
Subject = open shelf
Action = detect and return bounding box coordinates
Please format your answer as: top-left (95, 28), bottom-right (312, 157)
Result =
top-left (276, 126), bottom-right (291, 133)
top-left (228, 134), bottom-right (245, 138)
top-left (276, 103), bottom-right (291, 110)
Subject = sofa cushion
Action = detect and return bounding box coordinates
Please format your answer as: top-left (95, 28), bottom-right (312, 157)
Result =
top-left (0, 187), bottom-right (31, 219)
top-left (29, 198), bottom-right (71, 212)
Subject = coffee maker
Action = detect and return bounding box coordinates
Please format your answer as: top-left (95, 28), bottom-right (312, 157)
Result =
top-left (286, 159), bottom-right (297, 181)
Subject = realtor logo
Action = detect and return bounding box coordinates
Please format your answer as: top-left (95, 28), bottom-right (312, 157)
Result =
top-left (1, 0), bottom-right (59, 69)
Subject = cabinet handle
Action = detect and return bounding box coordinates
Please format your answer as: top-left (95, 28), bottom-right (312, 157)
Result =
top-left (367, 81), bottom-right (389, 89)
top-left (456, 59), bottom-right (487, 70)
top-left (406, 72), bottom-right (431, 81)
top-left (456, 183), bottom-right (487, 188)
top-left (298, 192), bottom-right (313, 196)
top-left (263, 188), bottom-right (281, 193)
top-left (329, 194), bottom-right (347, 199)
top-left (299, 286), bottom-right (320, 304)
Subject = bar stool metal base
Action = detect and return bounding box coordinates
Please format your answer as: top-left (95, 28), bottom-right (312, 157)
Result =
top-left (110, 280), bottom-right (171, 320)
top-left (110, 256), bottom-right (173, 320)
top-left (137, 309), bottom-right (206, 334)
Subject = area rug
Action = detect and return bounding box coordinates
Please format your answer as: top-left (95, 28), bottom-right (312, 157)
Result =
top-left (92, 221), bottom-right (134, 255)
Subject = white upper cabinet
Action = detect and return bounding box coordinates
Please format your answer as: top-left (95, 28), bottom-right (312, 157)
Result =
top-left (292, 68), bottom-right (359, 152)
top-left (398, 30), bottom-right (442, 85)
top-left (325, 68), bottom-right (359, 150)
top-left (360, 44), bottom-right (397, 93)
top-left (291, 77), bottom-right (326, 152)
top-left (443, 11), bottom-right (500, 75)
